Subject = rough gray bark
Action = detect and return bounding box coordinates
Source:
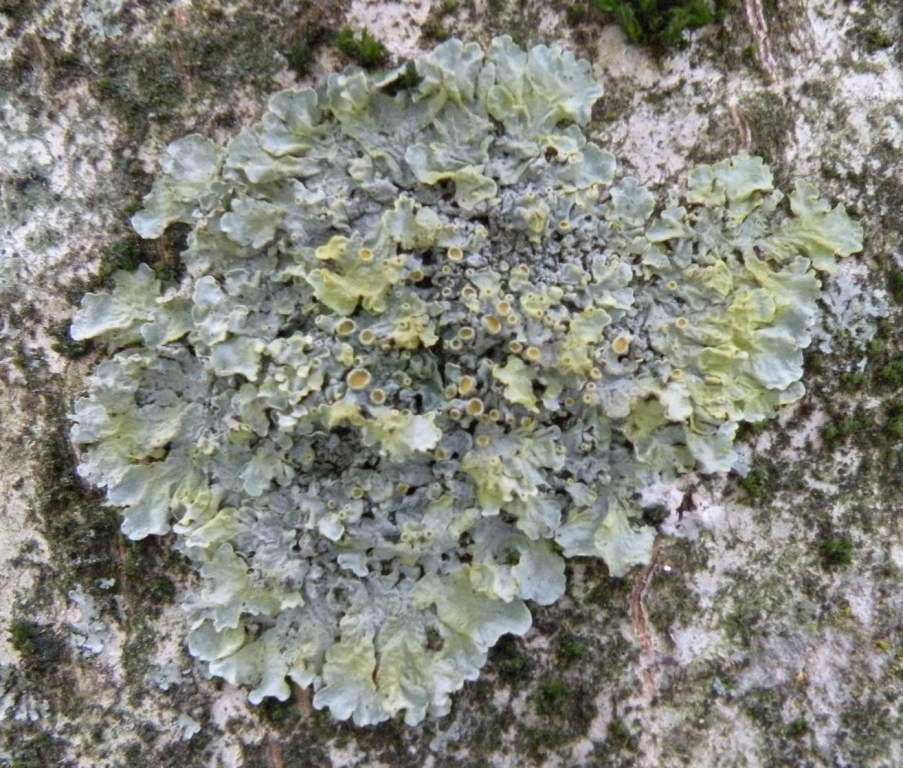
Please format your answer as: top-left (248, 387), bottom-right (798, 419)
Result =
top-left (1, 1), bottom-right (901, 766)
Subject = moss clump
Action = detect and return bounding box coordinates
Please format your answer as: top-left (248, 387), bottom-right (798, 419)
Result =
top-left (65, 228), bottom-right (187, 307)
top-left (878, 358), bottom-right (903, 386)
top-left (783, 717), bottom-right (808, 738)
top-left (9, 619), bottom-right (41, 658)
top-left (490, 634), bottom-right (532, 684)
top-left (884, 403), bottom-right (903, 440)
top-left (572, 0), bottom-right (721, 48)
top-left (557, 632), bottom-right (588, 663)
top-left (380, 61), bottom-right (424, 97)
top-left (607, 718), bottom-right (638, 752)
top-left (739, 466), bottom-right (771, 499)
top-left (8, 617), bottom-right (64, 669)
top-left (521, 677), bottom-right (597, 758)
top-left (422, 0), bottom-right (459, 42)
top-left (93, 45), bottom-right (185, 129)
top-left (641, 503), bottom-right (669, 526)
top-left (335, 27), bottom-right (389, 69)
top-left (30, 404), bottom-right (121, 597)
top-left (839, 370), bottom-right (867, 391)
top-left (534, 677), bottom-right (571, 716)
top-left (284, 23), bottom-right (333, 79)
top-left (822, 415), bottom-right (869, 445)
top-left (256, 696), bottom-right (300, 729)
top-left (724, 602), bottom-right (759, 647)
top-left (818, 536), bottom-right (853, 568)
top-left (121, 540), bottom-right (179, 610)
top-left (867, 335), bottom-right (886, 356)
top-left (888, 270), bottom-right (903, 303)
top-left (8, 731), bottom-right (64, 768)
top-left (48, 320), bottom-right (94, 360)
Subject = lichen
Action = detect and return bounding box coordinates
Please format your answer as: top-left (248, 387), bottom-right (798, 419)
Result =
top-left (68, 36), bottom-right (862, 727)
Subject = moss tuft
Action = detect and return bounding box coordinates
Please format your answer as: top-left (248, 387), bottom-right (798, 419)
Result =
top-left (284, 24), bottom-right (333, 79)
top-left (335, 27), bottom-right (389, 69)
top-left (534, 677), bottom-right (571, 716)
top-left (822, 414), bottom-right (869, 445)
top-left (878, 358), bottom-right (903, 387)
top-left (557, 632), bottom-right (588, 663)
top-left (739, 466), bottom-right (771, 499)
top-left (8, 731), bottom-right (64, 768)
top-left (380, 61), bottom-right (423, 97)
top-left (489, 634), bottom-right (532, 684)
top-left (783, 717), bottom-right (809, 738)
top-left (422, 0), bottom-right (459, 42)
top-left (887, 270), bottom-right (903, 303)
top-left (48, 320), bottom-right (94, 360)
top-left (570, 0), bottom-right (723, 48)
top-left (818, 535), bottom-right (853, 568)
top-left (8, 617), bottom-right (64, 669)
top-left (606, 718), bottom-right (638, 752)
top-left (884, 403), bottom-right (903, 440)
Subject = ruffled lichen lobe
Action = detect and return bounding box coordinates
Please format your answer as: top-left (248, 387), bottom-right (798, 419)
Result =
top-left (68, 35), bottom-right (862, 727)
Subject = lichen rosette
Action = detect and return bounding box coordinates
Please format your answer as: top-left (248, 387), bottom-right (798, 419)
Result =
top-left (69, 37), bottom-right (862, 725)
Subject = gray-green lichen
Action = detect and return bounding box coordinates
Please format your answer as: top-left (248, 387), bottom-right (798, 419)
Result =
top-left (67, 35), bottom-right (863, 728)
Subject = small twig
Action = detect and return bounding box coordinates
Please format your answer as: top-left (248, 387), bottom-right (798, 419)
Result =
top-left (266, 736), bottom-right (285, 768)
top-left (744, 0), bottom-right (779, 81)
top-left (729, 101), bottom-right (753, 152)
top-left (630, 538), bottom-right (661, 700)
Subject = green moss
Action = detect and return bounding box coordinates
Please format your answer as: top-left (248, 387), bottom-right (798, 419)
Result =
top-left (641, 503), bottom-right (669, 526)
top-left (9, 619), bottom-right (37, 656)
top-left (520, 677), bottom-right (598, 759)
top-left (122, 540), bottom-right (179, 609)
top-left (557, 632), bottom-right (588, 663)
top-left (606, 718), bottom-right (638, 752)
top-left (736, 419), bottom-right (770, 442)
top-left (839, 370), bottom-right (867, 391)
top-left (575, 0), bottom-right (722, 48)
top-left (740, 43), bottom-right (758, 68)
top-left (90, 5), bottom-right (320, 139)
top-left (739, 466), bottom-right (771, 499)
top-left (8, 731), bottom-right (64, 768)
top-left (30, 401), bottom-right (121, 597)
top-left (92, 44), bottom-right (185, 130)
top-left (48, 320), bottom-right (94, 360)
top-left (818, 536), bottom-right (853, 568)
top-left (884, 403), bottom-right (903, 440)
top-left (381, 61), bottom-right (424, 97)
top-left (335, 27), bottom-right (389, 69)
top-left (421, 0), bottom-right (459, 42)
top-left (878, 358), bottom-right (903, 386)
top-left (723, 603), bottom-right (758, 647)
top-left (888, 271), bottom-right (903, 303)
top-left (65, 229), bottom-right (187, 307)
top-left (534, 677), bottom-right (571, 716)
top-left (489, 634), bottom-right (532, 684)
top-left (822, 415), bottom-right (869, 445)
top-left (742, 91), bottom-right (793, 170)
top-left (567, 3), bottom-right (591, 24)
top-left (284, 23), bottom-right (333, 79)
top-left (867, 335), bottom-right (886, 356)
top-left (257, 696), bottom-right (300, 729)
top-left (783, 717), bottom-right (808, 737)
top-left (8, 617), bottom-right (65, 671)
top-left (742, 685), bottom-right (786, 728)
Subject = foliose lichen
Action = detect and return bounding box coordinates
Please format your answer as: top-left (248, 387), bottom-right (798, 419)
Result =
top-left (68, 36), bottom-right (862, 725)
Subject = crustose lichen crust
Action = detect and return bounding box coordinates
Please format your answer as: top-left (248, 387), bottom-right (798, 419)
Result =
top-left (69, 36), bottom-right (862, 725)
